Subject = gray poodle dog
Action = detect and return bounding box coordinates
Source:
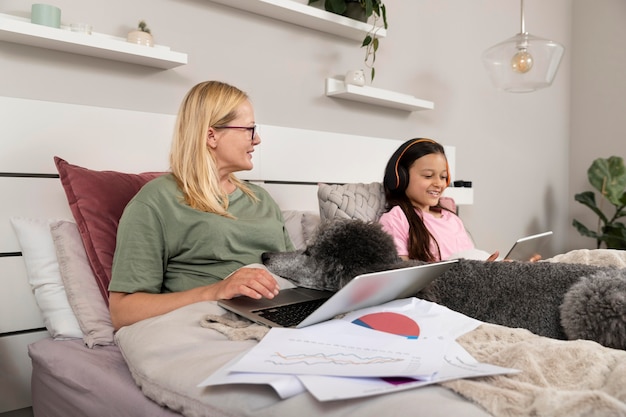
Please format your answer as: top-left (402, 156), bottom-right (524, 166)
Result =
top-left (263, 218), bottom-right (626, 350)
top-left (262, 219), bottom-right (403, 291)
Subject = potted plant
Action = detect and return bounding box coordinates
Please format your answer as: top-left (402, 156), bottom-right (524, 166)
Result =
top-left (573, 155), bottom-right (626, 249)
top-left (308, 0), bottom-right (388, 82)
top-left (127, 20), bottom-right (154, 47)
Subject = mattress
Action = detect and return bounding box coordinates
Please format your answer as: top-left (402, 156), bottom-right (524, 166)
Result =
top-left (28, 338), bottom-right (179, 417)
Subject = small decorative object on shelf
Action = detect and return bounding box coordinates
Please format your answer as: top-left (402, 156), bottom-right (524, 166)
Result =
top-left (127, 20), bottom-right (153, 47)
top-left (70, 23), bottom-right (92, 34)
top-left (345, 69), bottom-right (366, 86)
top-left (30, 3), bottom-right (61, 28)
top-left (308, 0), bottom-right (387, 82)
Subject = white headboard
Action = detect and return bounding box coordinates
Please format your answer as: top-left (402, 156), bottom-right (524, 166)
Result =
top-left (0, 95), bottom-right (469, 218)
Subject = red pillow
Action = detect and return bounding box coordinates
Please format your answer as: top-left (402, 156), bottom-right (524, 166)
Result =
top-left (54, 157), bottom-right (165, 305)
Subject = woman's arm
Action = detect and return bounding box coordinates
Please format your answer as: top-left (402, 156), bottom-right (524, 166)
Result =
top-left (109, 267), bottom-right (280, 330)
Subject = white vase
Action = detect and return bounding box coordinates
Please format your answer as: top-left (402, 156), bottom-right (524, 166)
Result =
top-left (127, 30), bottom-right (154, 47)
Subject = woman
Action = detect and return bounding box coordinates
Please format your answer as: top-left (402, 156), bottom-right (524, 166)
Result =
top-left (378, 138), bottom-right (499, 262)
top-left (108, 81), bottom-right (294, 330)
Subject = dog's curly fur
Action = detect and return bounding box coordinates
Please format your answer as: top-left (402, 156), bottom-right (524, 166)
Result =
top-left (263, 218), bottom-right (626, 349)
top-left (262, 219), bottom-right (402, 291)
top-left (559, 270), bottom-right (626, 349)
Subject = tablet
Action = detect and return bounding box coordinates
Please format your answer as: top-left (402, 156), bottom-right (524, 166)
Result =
top-left (504, 231), bottom-right (553, 261)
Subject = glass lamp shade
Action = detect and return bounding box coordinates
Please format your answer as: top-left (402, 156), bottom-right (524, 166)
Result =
top-left (482, 33), bottom-right (565, 93)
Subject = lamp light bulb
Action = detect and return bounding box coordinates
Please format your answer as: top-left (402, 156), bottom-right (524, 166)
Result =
top-left (511, 49), bottom-right (533, 73)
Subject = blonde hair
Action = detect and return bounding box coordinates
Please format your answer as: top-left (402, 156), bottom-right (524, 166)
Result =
top-left (169, 81), bottom-right (258, 217)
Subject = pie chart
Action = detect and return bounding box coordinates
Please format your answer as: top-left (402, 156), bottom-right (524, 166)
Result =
top-left (352, 312), bottom-right (420, 339)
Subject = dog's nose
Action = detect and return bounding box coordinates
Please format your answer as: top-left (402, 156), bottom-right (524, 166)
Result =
top-left (261, 252), bottom-right (270, 263)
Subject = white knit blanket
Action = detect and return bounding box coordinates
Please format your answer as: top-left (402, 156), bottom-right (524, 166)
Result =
top-left (546, 248), bottom-right (626, 268)
top-left (442, 323), bottom-right (626, 417)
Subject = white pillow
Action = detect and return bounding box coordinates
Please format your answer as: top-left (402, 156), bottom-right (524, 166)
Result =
top-left (10, 217), bottom-right (82, 339)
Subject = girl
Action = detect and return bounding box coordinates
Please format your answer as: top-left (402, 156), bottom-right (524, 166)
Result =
top-left (378, 138), bottom-right (498, 262)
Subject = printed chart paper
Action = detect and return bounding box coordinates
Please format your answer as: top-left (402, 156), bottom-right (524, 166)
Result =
top-left (228, 320), bottom-right (448, 378)
top-left (199, 298), bottom-right (519, 401)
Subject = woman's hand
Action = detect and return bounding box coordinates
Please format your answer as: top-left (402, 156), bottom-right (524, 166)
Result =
top-left (213, 267), bottom-right (281, 300)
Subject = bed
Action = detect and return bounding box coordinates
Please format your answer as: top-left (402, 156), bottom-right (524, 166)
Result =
top-left (2, 96), bottom-right (626, 417)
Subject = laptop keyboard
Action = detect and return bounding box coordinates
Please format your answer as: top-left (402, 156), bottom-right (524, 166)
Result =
top-left (253, 298), bottom-right (328, 327)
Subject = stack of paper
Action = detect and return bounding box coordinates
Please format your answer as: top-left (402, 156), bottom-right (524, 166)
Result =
top-left (199, 298), bottom-right (519, 401)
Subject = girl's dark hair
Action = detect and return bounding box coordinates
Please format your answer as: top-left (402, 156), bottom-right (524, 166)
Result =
top-left (383, 139), bottom-right (451, 261)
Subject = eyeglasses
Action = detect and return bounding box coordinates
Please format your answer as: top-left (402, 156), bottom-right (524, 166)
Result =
top-left (213, 125), bottom-right (257, 141)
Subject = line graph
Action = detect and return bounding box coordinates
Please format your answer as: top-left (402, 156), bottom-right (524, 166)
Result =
top-left (268, 351), bottom-right (404, 366)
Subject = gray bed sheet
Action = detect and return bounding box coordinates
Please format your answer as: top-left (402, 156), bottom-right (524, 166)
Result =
top-left (28, 338), bottom-right (179, 417)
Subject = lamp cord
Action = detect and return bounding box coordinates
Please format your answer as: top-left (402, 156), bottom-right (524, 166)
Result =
top-left (519, 0), bottom-right (526, 34)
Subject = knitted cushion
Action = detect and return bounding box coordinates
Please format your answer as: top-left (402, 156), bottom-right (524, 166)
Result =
top-left (318, 182), bottom-right (385, 222)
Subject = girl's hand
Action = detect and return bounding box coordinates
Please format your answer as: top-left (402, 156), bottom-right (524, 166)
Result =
top-left (486, 251), bottom-right (499, 262)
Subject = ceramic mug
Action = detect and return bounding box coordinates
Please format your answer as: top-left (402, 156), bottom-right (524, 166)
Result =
top-left (31, 4), bottom-right (61, 28)
top-left (345, 69), bottom-right (366, 86)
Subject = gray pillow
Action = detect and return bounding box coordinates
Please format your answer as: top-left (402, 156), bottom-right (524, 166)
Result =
top-left (318, 182), bottom-right (385, 222)
top-left (50, 220), bottom-right (115, 347)
top-left (282, 210), bottom-right (319, 251)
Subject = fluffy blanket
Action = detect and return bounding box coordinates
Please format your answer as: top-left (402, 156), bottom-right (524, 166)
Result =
top-left (546, 248), bottom-right (626, 268)
top-left (201, 313), bottom-right (626, 417)
top-left (441, 324), bottom-right (626, 417)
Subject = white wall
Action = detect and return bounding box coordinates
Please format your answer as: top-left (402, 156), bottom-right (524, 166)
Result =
top-left (1, 0), bottom-right (575, 256)
top-left (569, 0), bottom-right (626, 251)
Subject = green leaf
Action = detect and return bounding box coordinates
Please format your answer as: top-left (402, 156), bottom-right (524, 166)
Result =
top-left (362, 35), bottom-right (372, 47)
top-left (363, 0), bottom-right (373, 17)
top-left (587, 156), bottom-right (626, 206)
top-left (370, 67), bottom-right (375, 81)
top-left (572, 219), bottom-right (599, 240)
top-left (380, 4), bottom-right (388, 28)
top-left (574, 191), bottom-right (608, 223)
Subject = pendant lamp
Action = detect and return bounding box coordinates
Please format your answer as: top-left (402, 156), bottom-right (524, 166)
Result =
top-left (482, 0), bottom-right (565, 93)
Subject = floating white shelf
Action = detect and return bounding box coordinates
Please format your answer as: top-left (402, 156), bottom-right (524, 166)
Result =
top-left (0, 13), bottom-right (187, 69)
top-left (325, 78), bottom-right (434, 112)
top-left (443, 187), bottom-right (473, 206)
top-left (206, 0), bottom-right (386, 42)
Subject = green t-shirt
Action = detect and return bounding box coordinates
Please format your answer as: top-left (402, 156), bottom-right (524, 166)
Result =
top-left (109, 174), bottom-right (294, 294)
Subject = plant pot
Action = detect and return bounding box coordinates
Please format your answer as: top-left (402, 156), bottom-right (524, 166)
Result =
top-left (127, 30), bottom-right (154, 47)
top-left (342, 2), bottom-right (367, 22)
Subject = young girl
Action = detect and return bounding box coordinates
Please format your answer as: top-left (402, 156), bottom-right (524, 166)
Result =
top-left (378, 138), bottom-right (498, 262)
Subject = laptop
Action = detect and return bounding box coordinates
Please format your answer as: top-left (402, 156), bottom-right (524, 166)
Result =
top-left (218, 259), bottom-right (458, 329)
top-left (504, 231), bottom-right (553, 261)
